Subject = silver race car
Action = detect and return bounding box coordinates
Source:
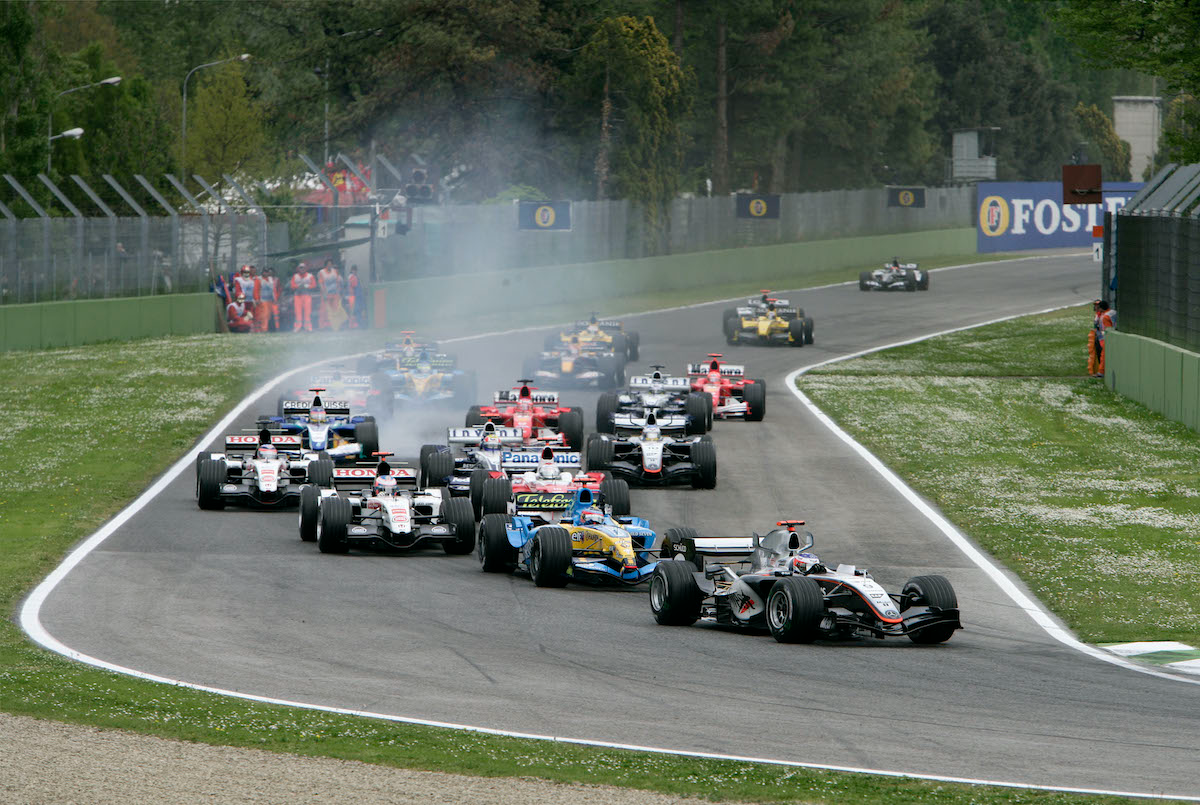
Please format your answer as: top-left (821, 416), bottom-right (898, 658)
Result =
top-left (595, 366), bottom-right (711, 434)
top-left (195, 428), bottom-right (333, 509)
top-left (586, 413), bottom-right (716, 489)
top-left (859, 259), bottom-right (930, 291)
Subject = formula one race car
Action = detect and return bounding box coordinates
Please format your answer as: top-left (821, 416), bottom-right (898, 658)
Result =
top-left (545, 314), bottom-right (640, 362)
top-left (372, 349), bottom-right (477, 411)
top-left (356, 331), bottom-right (441, 374)
top-left (725, 297), bottom-right (814, 347)
top-left (586, 413), bottom-right (716, 488)
top-left (298, 453), bottom-right (476, 555)
top-left (595, 367), bottom-right (711, 434)
top-left (650, 521), bottom-right (961, 644)
top-left (686, 354), bottom-right (766, 421)
top-left (256, 390), bottom-right (379, 462)
top-left (465, 381), bottom-right (585, 450)
top-left (477, 486), bottom-right (654, 587)
top-left (195, 428), bottom-right (334, 510)
top-left (859, 259), bottom-right (929, 291)
top-left (418, 423), bottom-right (585, 516)
top-left (523, 338), bottom-right (625, 389)
top-left (276, 367), bottom-right (388, 419)
top-left (474, 444), bottom-right (614, 518)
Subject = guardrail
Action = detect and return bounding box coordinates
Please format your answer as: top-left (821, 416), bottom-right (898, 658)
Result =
top-left (0, 293), bottom-right (221, 351)
top-left (1105, 330), bottom-right (1200, 431)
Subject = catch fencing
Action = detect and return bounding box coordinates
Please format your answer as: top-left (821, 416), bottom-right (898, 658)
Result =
top-left (1114, 164), bottom-right (1200, 353)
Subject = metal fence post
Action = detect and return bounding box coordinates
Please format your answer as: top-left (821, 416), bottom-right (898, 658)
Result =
top-left (103, 175), bottom-right (150, 296)
top-left (4, 175), bottom-right (51, 302)
top-left (0, 199), bottom-right (15, 304)
top-left (223, 174), bottom-right (267, 268)
top-left (71, 176), bottom-right (118, 297)
top-left (135, 175), bottom-right (178, 293)
top-left (192, 175), bottom-right (235, 276)
top-left (39, 174), bottom-right (85, 298)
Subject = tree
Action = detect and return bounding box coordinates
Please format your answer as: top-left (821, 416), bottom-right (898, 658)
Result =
top-left (186, 60), bottom-right (267, 183)
top-left (1074, 102), bottom-right (1131, 181)
top-left (0, 1), bottom-right (56, 182)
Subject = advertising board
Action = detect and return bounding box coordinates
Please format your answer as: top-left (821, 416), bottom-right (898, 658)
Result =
top-left (976, 181), bottom-right (1142, 252)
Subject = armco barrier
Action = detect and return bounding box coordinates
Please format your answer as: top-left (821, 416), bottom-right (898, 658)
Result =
top-left (1105, 330), bottom-right (1200, 432)
top-left (0, 293), bottom-right (222, 351)
top-left (373, 228), bottom-right (976, 327)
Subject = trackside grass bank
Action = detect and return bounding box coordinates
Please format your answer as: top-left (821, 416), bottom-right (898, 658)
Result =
top-left (798, 305), bottom-right (1200, 648)
top-left (3, 254), bottom-right (1152, 805)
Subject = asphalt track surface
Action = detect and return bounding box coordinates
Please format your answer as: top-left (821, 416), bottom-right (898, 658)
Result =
top-left (35, 255), bottom-right (1200, 799)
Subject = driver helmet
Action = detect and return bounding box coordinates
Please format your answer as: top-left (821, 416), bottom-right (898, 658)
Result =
top-left (891, 257), bottom-right (900, 268)
top-left (536, 462), bottom-right (561, 481)
top-left (373, 474), bottom-right (398, 497)
top-left (480, 433), bottom-right (501, 452)
top-left (310, 405), bottom-right (327, 424)
top-left (416, 359), bottom-right (432, 374)
top-left (579, 508), bottom-right (604, 525)
top-left (643, 426), bottom-right (662, 441)
top-left (257, 443), bottom-right (278, 462)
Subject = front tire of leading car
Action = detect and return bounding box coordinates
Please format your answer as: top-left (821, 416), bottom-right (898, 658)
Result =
top-left (478, 513), bottom-right (516, 572)
top-left (529, 527), bottom-right (572, 587)
top-left (316, 496), bottom-right (351, 555)
top-left (196, 458), bottom-right (226, 510)
top-left (650, 560), bottom-right (703, 626)
top-left (902, 574), bottom-right (958, 644)
top-left (766, 576), bottom-right (824, 643)
top-left (441, 496), bottom-right (476, 555)
top-left (743, 380), bottom-right (767, 421)
top-left (298, 484), bottom-right (320, 542)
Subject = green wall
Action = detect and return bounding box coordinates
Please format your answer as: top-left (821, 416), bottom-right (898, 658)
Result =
top-left (373, 228), bottom-right (976, 326)
top-left (1106, 330), bottom-right (1200, 432)
top-left (0, 293), bottom-right (222, 352)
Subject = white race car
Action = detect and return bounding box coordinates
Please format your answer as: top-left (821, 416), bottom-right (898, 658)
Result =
top-left (859, 260), bottom-right (929, 291)
top-left (195, 429), bottom-right (333, 509)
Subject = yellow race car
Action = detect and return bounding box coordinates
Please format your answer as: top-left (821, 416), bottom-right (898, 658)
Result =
top-left (726, 301), bottom-right (814, 347)
top-left (546, 314), bottom-right (640, 362)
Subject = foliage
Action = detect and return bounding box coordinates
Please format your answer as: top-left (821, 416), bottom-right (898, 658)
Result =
top-left (1147, 94), bottom-right (1200, 178)
top-left (0, 1), bottom-right (56, 187)
top-left (1073, 102), bottom-right (1131, 181)
top-left (186, 59), bottom-right (267, 184)
top-left (480, 184), bottom-right (548, 204)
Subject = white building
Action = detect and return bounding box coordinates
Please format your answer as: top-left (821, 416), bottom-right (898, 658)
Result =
top-left (1112, 96), bottom-right (1162, 181)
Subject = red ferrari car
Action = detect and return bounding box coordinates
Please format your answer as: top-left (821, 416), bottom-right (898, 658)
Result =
top-left (465, 381), bottom-right (585, 449)
top-left (686, 354), bottom-right (766, 421)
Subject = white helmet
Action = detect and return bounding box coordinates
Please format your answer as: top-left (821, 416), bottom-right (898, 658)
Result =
top-left (481, 433), bottom-right (501, 452)
top-left (310, 406), bottom-right (327, 424)
top-left (373, 475), bottom-right (398, 497)
top-left (643, 426), bottom-right (661, 442)
top-left (257, 443), bottom-right (278, 461)
top-left (537, 462), bottom-right (560, 481)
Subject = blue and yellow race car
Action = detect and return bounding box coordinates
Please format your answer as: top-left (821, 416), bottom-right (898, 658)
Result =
top-left (256, 391), bottom-right (379, 463)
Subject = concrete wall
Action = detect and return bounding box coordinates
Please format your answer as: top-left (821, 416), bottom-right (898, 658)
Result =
top-left (1105, 330), bottom-right (1200, 431)
top-left (0, 293), bottom-right (222, 351)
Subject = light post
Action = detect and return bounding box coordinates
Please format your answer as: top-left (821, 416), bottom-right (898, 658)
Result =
top-left (47, 76), bottom-right (120, 173)
top-left (181, 53), bottom-right (250, 177)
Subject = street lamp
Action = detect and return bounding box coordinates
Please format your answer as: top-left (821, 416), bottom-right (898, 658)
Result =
top-left (181, 53), bottom-right (251, 177)
top-left (47, 76), bottom-right (120, 173)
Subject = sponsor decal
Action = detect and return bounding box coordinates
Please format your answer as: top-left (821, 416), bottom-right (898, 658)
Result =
top-left (226, 435), bottom-right (259, 444)
top-left (502, 451), bottom-right (580, 466)
top-left (731, 591), bottom-right (755, 615)
top-left (514, 492), bottom-right (575, 510)
top-left (976, 181), bottom-right (1141, 252)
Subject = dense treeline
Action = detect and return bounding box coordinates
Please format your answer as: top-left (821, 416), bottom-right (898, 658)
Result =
top-left (0, 0), bottom-right (1189, 233)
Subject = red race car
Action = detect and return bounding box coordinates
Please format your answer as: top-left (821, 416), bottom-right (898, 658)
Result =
top-left (465, 380), bottom-right (585, 450)
top-left (686, 354), bottom-right (766, 421)
top-left (476, 445), bottom-right (625, 520)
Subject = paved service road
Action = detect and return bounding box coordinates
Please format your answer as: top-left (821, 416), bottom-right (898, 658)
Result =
top-left (38, 255), bottom-right (1200, 798)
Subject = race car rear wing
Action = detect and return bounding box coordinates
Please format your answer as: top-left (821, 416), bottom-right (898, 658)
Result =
top-left (661, 535), bottom-right (757, 568)
top-left (224, 433), bottom-right (304, 452)
top-left (494, 389), bottom-right (559, 404)
top-left (686, 363), bottom-right (745, 377)
top-left (307, 374), bottom-right (373, 388)
top-left (281, 400), bottom-right (352, 417)
top-left (394, 354), bottom-right (457, 369)
top-left (628, 375), bottom-right (689, 389)
top-left (448, 426), bottom-right (524, 445)
top-left (570, 319), bottom-right (623, 330)
top-left (500, 450), bottom-right (581, 472)
top-left (882, 262), bottom-right (918, 269)
top-left (610, 412), bottom-right (690, 432)
top-left (331, 464), bottom-right (419, 491)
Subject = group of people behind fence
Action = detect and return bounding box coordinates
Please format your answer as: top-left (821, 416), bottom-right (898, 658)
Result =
top-left (219, 260), bottom-right (364, 334)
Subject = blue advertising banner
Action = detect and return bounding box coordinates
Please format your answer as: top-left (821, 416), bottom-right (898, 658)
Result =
top-left (976, 181), bottom-right (1142, 252)
top-left (518, 200), bottom-right (572, 231)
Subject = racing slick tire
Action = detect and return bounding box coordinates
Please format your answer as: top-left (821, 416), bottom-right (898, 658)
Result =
top-left (587, 436), bottom-right (613, 472)
top-left (194, 450), bottom-right (212, 479)
top-left (595, 391), bottom-right (620, 433)
top-left (558, 410), bottom-right (584, 451)
top-left (767, 576), bottom-right (825, 643)
top-left (649, 560), bottom-right (703, 626)
top-left (858, 271), bottom-right (870, 291)
top-left (659, 526), bottom-right (701, 570)
top-left (441, 496), bottom-right (477, 555)
top-left (468, 468), bottom-right (490, 517)
top-left (423, 449), bottom-right (455, 488)
top-left (902, 575), bottom-right (959, 644)
top-left (725, 327), bottom-right (739, 346)
top-left (354, 421), bottom-right (380, 457)
top-left (478, 513), bottom-right (517, 572)
top-left (904, 272), bottom-right (918, 291)
top-left (306, 458), bottom-right (334, 488)
top-left (690, 440), bottom-right (717, 489)
top-left (743, 379), bottom-right (767, 421)
top-left (788, 319), bottom-right (806, 347)
top-left (685, 393), bottom-right (709, 434)
top-left (722, 308), bottom-right (739, 338)
top-left (529, 527), bottom-right (572, 588)
top-left (610, 334), bottom-right (628, 363)
top-left (599, 477), bottom-right (631, 516)
top-left (419, 444), bottom-right (439, 479)
top-left (298, 484), bottom-right (320, 542)
top-left (917, 271), bottom-right (930, 291)
top-left (196, 458), bottom-right (226, 510)
top-left (465, 406), bottom-right (485, 427)
top-left (481, 476), bottom-right (512, 516)
top-left (803, 316), bottom-right (814, 345)
top-left (316, 496), bottom-right (351, 555)
top-left (627, 331), bottom-right (640, 362)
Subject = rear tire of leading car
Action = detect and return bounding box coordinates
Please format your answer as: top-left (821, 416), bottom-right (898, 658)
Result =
top-left (803, 316), bottom-right (814, 345)
top-left (465, 406), bottom-right (485, 427)
top-left (788, 319), bottom-right (805, 347)
top-left (743, 380), bottom-right (766, 421)
top-left (317, 496), bottom-right (351, 555)
top-left (685, 393), bottom-right (708, 434)
top-left (307, 458), bottom-right (334, 488)
top-left (468, 468), bottom-right (489, 518)
top-left (722, 308), bottom-right (739, 339)
top-left (422, 448), bottom-right (454, 488)
top-left (903, 574), bottom-right (958, 644)
top-left (917, 271), bottom-right (930, 291)
top-left (650, 561), bottom-right (703, 626)
top-left (766, 576), bottom-right (824, 643)
top-left (298, 484), bottom-right (320, 542)
top-left (529, 527), bottom-right (572, 588)
top-left (196, 458), bottom-right (225, 510)
top-left (660, 526), bottom-right (700, 570)
top-left (627, 331), bottom-right (640, 362)
top-left (690, 440), bottom-right (717, 489)
top-left (478, 513), bottom-right (517, 572)
top-left (599, 478), bottom-right (630, 516)
top-left (558, 410), bottom-right (584, 451)
top-left (355, 421), bottom-right (379, 457)
top-left (587, 437), bottom-right (613, 473)
top-left (441, 496), bottom-right (476, 555)
top-left (595, 391), bottom-right (620, 433)
top-left (859, 271), bottom-right (870, 291)
top-left (481, 476), bottom-right (512, 516)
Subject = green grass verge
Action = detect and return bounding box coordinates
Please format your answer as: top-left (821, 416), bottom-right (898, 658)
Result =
top-left (3, 252), bottom-right (1157, 805)
top-left (799, 305), bottom-right (1200, 646)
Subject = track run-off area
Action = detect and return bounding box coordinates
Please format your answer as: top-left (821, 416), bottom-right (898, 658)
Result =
top-left (24, 253), bottom-right (1200, 801)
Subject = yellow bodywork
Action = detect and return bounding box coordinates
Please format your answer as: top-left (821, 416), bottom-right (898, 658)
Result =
top-left (738, 313), bottom-right (793, 342)
top-left (568, 525), bottom-right (637, 567)
top-left (399, 371), bottom-right (447, 396)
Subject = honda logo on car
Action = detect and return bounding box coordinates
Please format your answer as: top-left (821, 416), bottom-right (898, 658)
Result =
top-left (976, 181), bottom-right (1141, 252)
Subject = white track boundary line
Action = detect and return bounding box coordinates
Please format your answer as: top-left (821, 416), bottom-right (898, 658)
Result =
top-left (23, 253), bottom-right (1198, 802)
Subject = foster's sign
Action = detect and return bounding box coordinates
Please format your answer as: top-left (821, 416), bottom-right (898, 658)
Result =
top-left (976, 181), bottom-right (1141, 252)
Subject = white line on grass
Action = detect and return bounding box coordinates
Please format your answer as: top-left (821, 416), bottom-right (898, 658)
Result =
top-left (25, 253), bottom-right (1193, 802)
